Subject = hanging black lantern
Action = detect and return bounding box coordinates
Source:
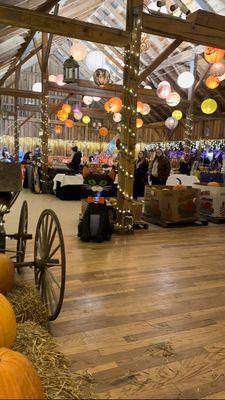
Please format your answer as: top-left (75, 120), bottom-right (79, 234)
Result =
top-left (93, 68), bottom-right (110, 87)
top-left (63, 56), bottom-right (79, 83)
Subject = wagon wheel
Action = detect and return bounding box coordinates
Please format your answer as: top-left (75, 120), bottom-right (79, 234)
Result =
top-left (16, 200), bottom-right (28, 272)
top-left (34, 209), bottom-right (66, 321)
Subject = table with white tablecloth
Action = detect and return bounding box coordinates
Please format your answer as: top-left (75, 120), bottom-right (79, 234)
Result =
top-left (166, 174), bottom-right (200, 186)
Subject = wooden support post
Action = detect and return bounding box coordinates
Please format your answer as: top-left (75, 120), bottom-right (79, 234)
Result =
top-left (41, 32), bottom-right (49, 194)
top-left (184, 52), bottom-right (198, 152)
top-left (13, 68), bottom-right (20, 161)
top-left (116, 0), bottom-right (143, 230)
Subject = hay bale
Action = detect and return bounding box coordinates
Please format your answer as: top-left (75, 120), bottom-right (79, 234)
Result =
top-left (7, 280), bottom-right (48, 329)
top-left (14, 321), bottom-right (93, 400)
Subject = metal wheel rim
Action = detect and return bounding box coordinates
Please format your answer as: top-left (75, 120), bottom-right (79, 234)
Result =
top-left (16, 200), bottom-right (28, 266)
top-left (34, 209), bottom-right (66, 321)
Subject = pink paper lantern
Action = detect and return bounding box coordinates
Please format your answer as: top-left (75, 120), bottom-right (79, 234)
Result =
top-left (157, 81), bottom-right (171, 99)
top-left (56, 74), bottom-right (65, 86)
top-left (165, 117), bottom-right (178, 130)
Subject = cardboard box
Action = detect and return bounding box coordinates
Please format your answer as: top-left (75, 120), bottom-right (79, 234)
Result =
top-left (144, 185), bottom-right (200, 223)
top-left (130, 200), bottom-right (143, 222)
top-left (193, 183), bottom-right (225, 218)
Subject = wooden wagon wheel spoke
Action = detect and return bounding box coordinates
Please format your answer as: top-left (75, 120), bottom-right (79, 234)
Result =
top-left (16, 201), bottom-right (28, 273)
top-left (34, 209), bottom-right (66, 321)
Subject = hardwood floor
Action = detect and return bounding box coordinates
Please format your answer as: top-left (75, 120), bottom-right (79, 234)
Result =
top-left (43, 224), bottom-right (225, 399)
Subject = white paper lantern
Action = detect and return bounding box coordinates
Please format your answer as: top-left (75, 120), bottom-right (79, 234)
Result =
top-left (74, 111), bottom-right (83, 120)
top-left (49, 75), bottom-right (56, 82)
top-left (166, 92), bottom-right (181, 107)
top-left (83, 96), bottom-right (93, 105)
top-left (141, 103), bottom-right (151, 115)
top-left (86, 51), bottom-right (106, 72)
top-left (70, 42), bottom-right (87, 61)
top-left (32, 82), bottom-right (42, 92)
top-left (177, 71), bottom-right (194, 88)
top-left (113, 113), bottom-right (122, 122)
top-left (157, 81), bottom-right (171, 99)
top-left (93, 97), bottom-right (101, 102)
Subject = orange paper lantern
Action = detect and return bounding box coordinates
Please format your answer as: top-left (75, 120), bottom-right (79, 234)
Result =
top-left (108, 97), bottom-right (122, 113)
top-left (57, 110), bottom-right (68, 122)
top-left (136, 118), bottom-right (143, 128)
top-left (104, 101), bottom-right (111, 113)
top-left (65, 119), bottom-right (74, 128)
top-left (204, 47), bottom-right (225, 64)
top-left (62, 103), bottom-right (72, 114)
top-left (205, 75), bottom-right (220, 89)
top-left (55, 125), bottom-right (63, 134)
top-left (99, 127), bottom-right (108, 137)
top-left (137, 101), bottom-right (144, 113)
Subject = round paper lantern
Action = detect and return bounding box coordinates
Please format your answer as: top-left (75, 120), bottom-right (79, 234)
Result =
top-left (157, 81), bottom-right (171, 99)
top-left (56, 74), bottom-right (65, 86)
top-left (32, 82), bottom-right (42, 92)
top-left (74, 111), bottom-right (83, 120)
top-left (113, 112), bottom-right (122, 122)
top-left (70, 42), bottom-right (87, 61)
top-left (201, 98), bottom-right (217, 114)
top-left (62, 103), bottom-right (72, 114)
top-left (108, 97), bottom-right (122, 113)
top-left (166, 92), bottom-right (181, 107)
top-left (141, 103), bottom-right (151, 115)
top-left (65, 119), bottom-right (74, 128)
top-left (177, 71), bottom-right (194, 88)
top-left (205, 75), bottom-right (220, 89)
top-left (83, 96), bottom-right (93, 105)
top-left (165, 116), bottom-right (178, 130)
top-left (210, 62), bottom-right (225, 77)
top-left (99, 127), bottom-right (108, 137)
top-left (172, 110), bottom-right (182, 120)
top-left (204, 47), bottom-right (225, 64)
top-left (0, 254), bottom-right (14, 295)
top-left (136, 118), bottom-right (143, 128)
top-left (93, 68), bottom-right (110, 86)
top-left (104, 101), bottom-right (110, 112)
top-left (93, 96), bottom-right (101, 102)
top-left (57, 110), bottom-right (68, 121)
top-left (49, 74), bottom-right (56, 82)
top-left (54, 125), bottom-right (63, 135)
top-left (82, 115), bottom-right (90, 124)
top-left (0, 294), bottom-right (16, 348)
top-left (86, 51), bottom-right (106, 72)
top-left (0, 348), bottom-right (44, 399)
top-left (137, 101), bottom-right (144, 113)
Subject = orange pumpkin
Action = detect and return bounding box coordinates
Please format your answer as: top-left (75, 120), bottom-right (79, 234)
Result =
top-left (0, 294), bottom-right (16, 348)
top-left (204, 47), bottom-right (225, 64)
top-left (0, 254), bottom-right (14, 294)
top-left (205, 75), bottom-right (220, 89)
top-left (0, 348), bottom-right (44, 399)
top-left (108, 97), bottom-right (122, 113)
top-left (173, 185), bottom-right (187, 190)
top-left (207, 181), bottom-right (220, 187)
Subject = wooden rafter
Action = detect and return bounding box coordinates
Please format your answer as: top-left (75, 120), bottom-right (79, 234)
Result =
top-left (142, 10), bottom-right (225, 50)
top-left (0, 3), bottom-right (129, 47)
top-left (138, 39), bottom-right (182, 84)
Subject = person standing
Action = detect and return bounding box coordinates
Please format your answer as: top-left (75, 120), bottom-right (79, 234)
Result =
top-left (69, 146), bottom-right (82, 172)
top-left (150, 149), bottom-right (171, 185)
top-left (134, 151), bottom-right (149, 198)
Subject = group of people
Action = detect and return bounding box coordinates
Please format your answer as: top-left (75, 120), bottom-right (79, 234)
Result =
top-left (134, 149), bottom-right (171, 198)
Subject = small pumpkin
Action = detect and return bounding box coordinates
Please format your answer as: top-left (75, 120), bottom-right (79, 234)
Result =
top-left (173, 177), bottom-right (187, 190)
top-left (0, 294), bottom-right (16, 348)
top-left (0, 348), bottom-right (44, 399)
top-left (0, 253), bottom-right (15, 294)
top-left (207, 181), bottom-right (220, 187)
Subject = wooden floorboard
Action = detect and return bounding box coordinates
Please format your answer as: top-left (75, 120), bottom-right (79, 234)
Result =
top-left (24, 225), bottom-right (225, 399)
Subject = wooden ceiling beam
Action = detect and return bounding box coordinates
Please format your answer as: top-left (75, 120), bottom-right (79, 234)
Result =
top-left (138, 39), bottom-right (182, 84)
top-left (0, 87), bottom-right (41, 99)
top-left (142, 10), bottom-right (225, 50)
top-left (0, 3), bottom-right (129, 47)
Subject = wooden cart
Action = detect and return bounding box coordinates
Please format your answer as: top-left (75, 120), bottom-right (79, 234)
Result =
top-left (0, 163), bottom-right (66, 321)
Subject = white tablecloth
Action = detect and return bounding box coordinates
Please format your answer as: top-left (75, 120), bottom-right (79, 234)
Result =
top-left (166, 174), bottom-right (200, 186)
top-left (53, 174), bottom-right (83, 190)
top-left (53, 173), bottom-right (118, 190)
